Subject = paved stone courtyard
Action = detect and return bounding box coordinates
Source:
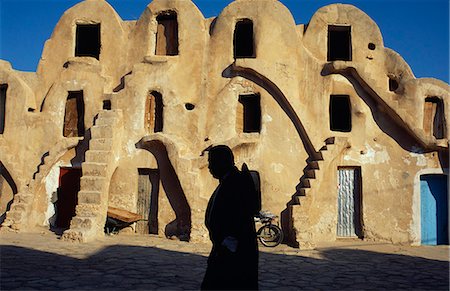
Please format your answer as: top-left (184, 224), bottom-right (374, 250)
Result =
top-left (0, 230), bottom-right (449, 290)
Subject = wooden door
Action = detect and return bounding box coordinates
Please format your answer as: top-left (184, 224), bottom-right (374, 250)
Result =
top-left (137, 169), bottom-right (160, 234)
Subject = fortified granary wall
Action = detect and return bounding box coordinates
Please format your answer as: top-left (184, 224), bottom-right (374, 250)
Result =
top-left (0, 0), bottom-right (448, 248)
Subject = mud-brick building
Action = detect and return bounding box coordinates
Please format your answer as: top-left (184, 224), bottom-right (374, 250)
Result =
top-left (0, 0), bottom-right (448, 248)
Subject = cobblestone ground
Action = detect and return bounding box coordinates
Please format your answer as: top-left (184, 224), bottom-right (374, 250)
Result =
top-left (0, 230), bottom-right (449, 290)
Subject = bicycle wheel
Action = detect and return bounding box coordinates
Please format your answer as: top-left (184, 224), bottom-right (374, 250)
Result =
top-left (258, 224), bottom-right (283, 247)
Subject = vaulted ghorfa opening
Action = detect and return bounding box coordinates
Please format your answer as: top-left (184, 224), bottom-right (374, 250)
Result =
top-left (234, 19), bottom-right (255, 59)
top-left (237, 93), bottom-right (261, 133)
top-left (330, 95), bottom-right (352, 132)
top-left (63, 91), bottom-right (85, 137)
top-left (155, 11), bottom-right (179, 56)
top-left (75, 23), bottom-right (101, 60)
top-left (328, 25), bottom-right (352, 61)
top-left (0, 84), bottom-right (7, 134)
top-left (145, 91), bottom-right (163, 133)
top-left (424, 97), bottom-right (446, 139)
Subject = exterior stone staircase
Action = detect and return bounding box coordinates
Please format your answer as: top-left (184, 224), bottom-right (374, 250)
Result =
top-left (289, 137), bottom-right (348, 249)
top-left (62, 109), bottom-right (123, 242)
top-left (1, 138), bottom-right (80, 231)
top-left (325, 61), bottom-right (447, 150)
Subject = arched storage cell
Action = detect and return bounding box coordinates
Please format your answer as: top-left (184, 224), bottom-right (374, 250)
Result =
top-left (155, 11), bottom-right (179, 56)
top-left (423, 97), bottom-right (446, 139)
top-left (0, 84), bottom-right (6, 134)
top-left (63, 91), bottom-right (85, 137)
top-left (75, 23), bottom-right (101, 59)
top-left (234, 19), bottom-right (255, 59)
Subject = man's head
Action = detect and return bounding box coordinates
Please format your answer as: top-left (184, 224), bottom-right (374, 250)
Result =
top-left (208, 145), bottom-right (235, 179)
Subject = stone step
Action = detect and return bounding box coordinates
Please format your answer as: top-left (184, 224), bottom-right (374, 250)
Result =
top-left (324, 137), bottom-right (335, 145)
top-left (85, 150), bottom-right (112, 163)
top-left (15, 193), bottom-right (34, 205)
top-left (300, 178), bottom-right (314, 188)
top-left (77, 191), bottom-right (102, 205)
top-left (75, 204), bottom-right (102, 217)
top-left (82, 162), bottom-right (108, 177)
top-left (11, 203), bottom-right (26, 213)
top-left (98, 110), bottom-right (120, 119)
top-left (80, 176), bottom-right (107, 192)
top-left (70, 216), bottom-right (94, 229)
top-left (306, 160), bottom-right (320, 170)
top-left (95, 117), bottom-right (118, 126)
top-left (303, 168), bottom-right (316, 179)
top-left (91, 125), bottom-right (114, 139)
top-left (89, 138), bottom-right (113, 151)
top-left (61, 228), bottom-right (88, 242)
top-left (295, 187), bottom-right (308, 197)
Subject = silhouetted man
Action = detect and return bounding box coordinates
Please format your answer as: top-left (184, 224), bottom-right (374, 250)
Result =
top-left (201, 145), bottom-right (259, 290)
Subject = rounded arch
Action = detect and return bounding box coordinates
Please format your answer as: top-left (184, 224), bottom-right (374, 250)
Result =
top-left (128, 0), bottom-right (205, 65)
top-left (209, 0), bottom-right (298, 75)
top-left (37, 0), bottom-right (127, 95)
top-left (136, 135), bottom-right (192, 241)
top-left (303, 4), bottom-right (384, 63)
top-left (0, 64), bottom-right (36, 136)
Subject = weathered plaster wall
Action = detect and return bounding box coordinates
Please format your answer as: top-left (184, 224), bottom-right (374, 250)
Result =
top-left (0, 0), bottom-right (448, 246)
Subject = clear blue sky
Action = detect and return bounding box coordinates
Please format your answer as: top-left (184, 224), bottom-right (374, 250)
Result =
top-left (0, 0), bottom-right (448, 82)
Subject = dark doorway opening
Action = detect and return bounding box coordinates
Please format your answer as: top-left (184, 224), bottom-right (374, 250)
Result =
top-left (330, 95), bottom-right (351, 132)
top-left (424, 97), bottom-right (446, 139)
top-left (0, 84), bottom-right (7, 134)
top-left (238, 94), bottom-right (261, 133)
top-left (155, 11), bottom-right (179, 56)
top-left (137, 169), bottom-right (160, 234)
top-left (145, 91), bottom-right (164, 133)
top-left (234, 19), bottom-right (255, 59)
top-left (63, 91), bottom-right (85, 137)
top-left (75, 24), bottom-right (101, 60)
top-left (55, 168), bottom-right (81, 229)
top-left (328, 25), bottom-right (352, 61)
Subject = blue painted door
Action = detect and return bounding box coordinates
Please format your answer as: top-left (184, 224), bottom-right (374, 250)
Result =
top-left (420, 174), bottom-right (448, 245)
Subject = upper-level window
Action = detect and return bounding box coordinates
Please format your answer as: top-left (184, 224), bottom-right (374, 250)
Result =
top-left (328, 25), bottom-right (352, 61)
top-left (75, 24), bottom-right (101, 60)
top-left (155, 11), bottom-right (179, 56)
top-left (234, 19), bottom-right (255, 59)
top-left (330, 95), bottom-right (352, 132)
top-left (237, 94), bottom-right (261, 133)
top-left (0, 84), bottom-right (7, 134)
top-left (424, 97), bottom-right (446, 139)
top-left (145, 91), bottom-right (164, 132)
top-left (63, 91), bottom-right (85, 137)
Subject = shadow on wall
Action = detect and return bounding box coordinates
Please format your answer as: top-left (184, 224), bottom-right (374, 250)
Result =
top-left (222, 64), bottom-right (323, 246)
top-left (137, 139), bottom-right (191, 241)
top-left (1, 244), bottom-right (448, 290)
top-left (0, 161), bottom-right (18, 224)
top-left (320, 64), bottom-right (433, 154)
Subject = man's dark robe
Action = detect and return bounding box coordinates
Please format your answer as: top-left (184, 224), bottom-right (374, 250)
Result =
top-left (201, 166), bottom-right (259, 290)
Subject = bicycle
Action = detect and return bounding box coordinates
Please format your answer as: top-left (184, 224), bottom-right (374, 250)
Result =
top-left (254, 211), bottom-right (283, 247)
